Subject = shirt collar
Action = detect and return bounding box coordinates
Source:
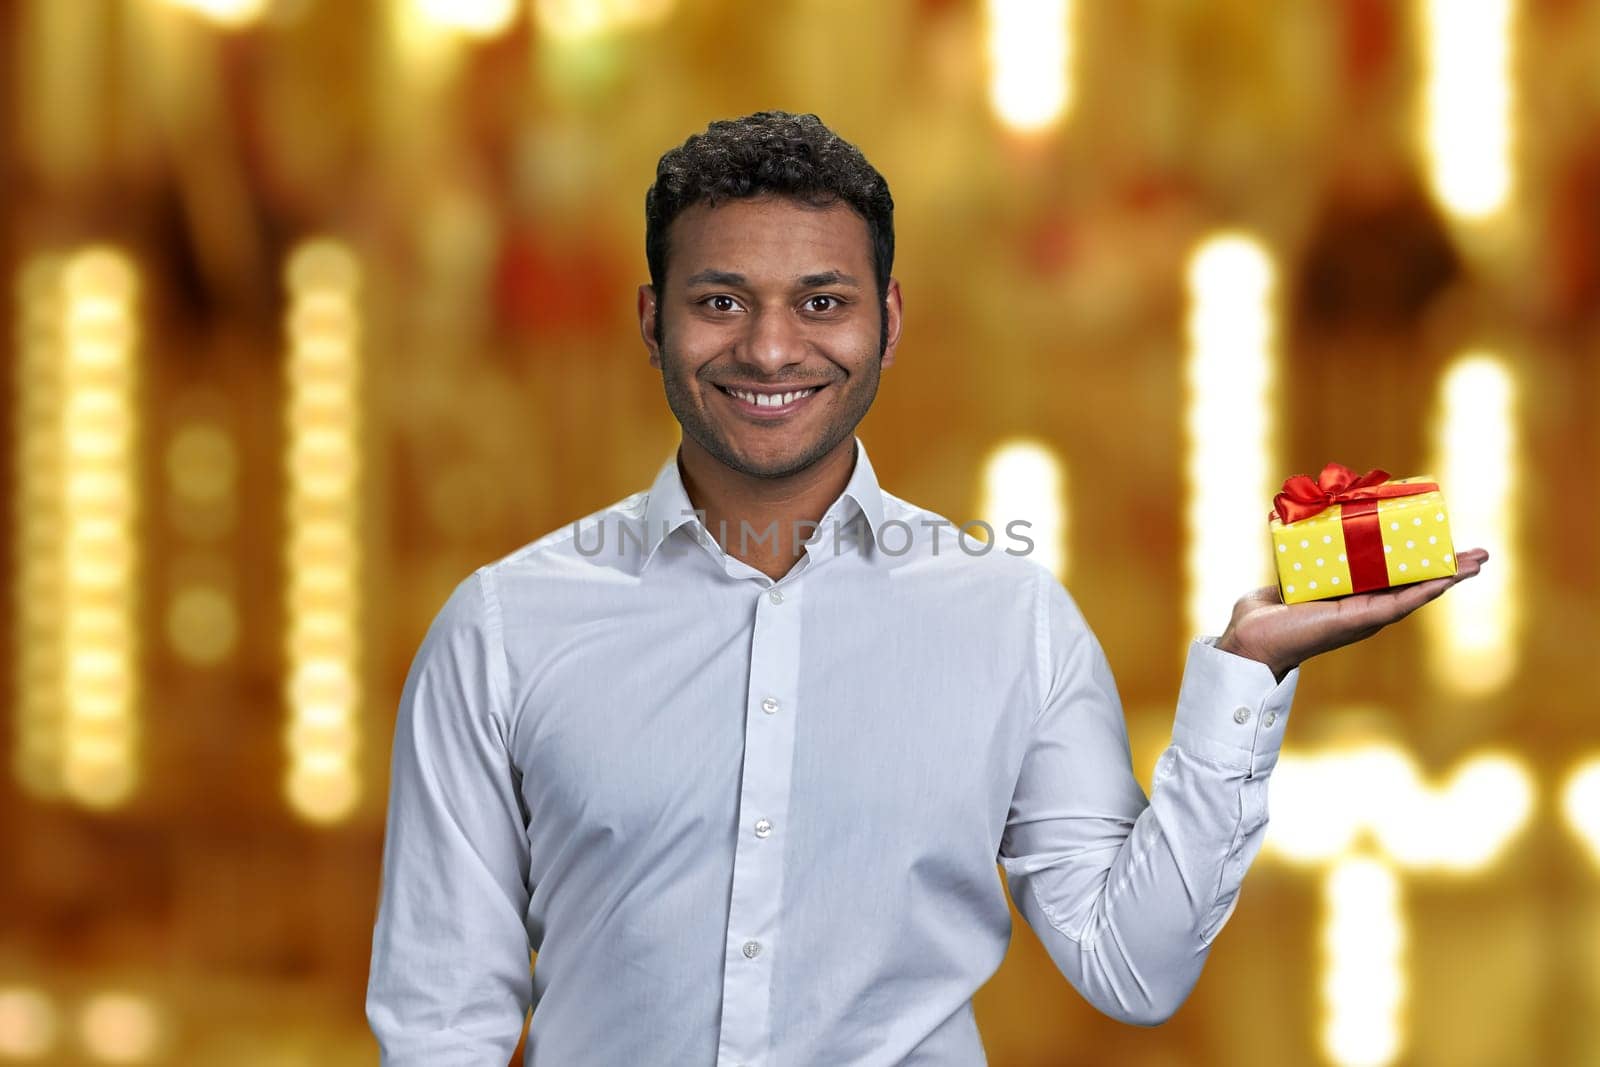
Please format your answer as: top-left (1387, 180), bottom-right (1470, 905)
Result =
top-left (640, 435), bottom-right (888, 572)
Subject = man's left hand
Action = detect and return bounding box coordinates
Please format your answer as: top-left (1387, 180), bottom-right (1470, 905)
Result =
top-left (1214, 547), bottom-right (1491, 681)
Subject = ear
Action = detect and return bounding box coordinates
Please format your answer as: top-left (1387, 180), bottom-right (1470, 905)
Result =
top-left (638, 283), bottom-right (662, 369)
top-left (880, 278), bottom-right (903, 370)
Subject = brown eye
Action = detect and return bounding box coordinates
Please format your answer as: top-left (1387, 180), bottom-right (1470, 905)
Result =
top-left (805, 295), bottom-right (840, 313)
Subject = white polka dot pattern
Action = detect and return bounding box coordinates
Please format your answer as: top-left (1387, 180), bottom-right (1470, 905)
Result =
top-left (1269, 476), bottom-right (1456, 604)
top-left (1269, 507), bottom-right (1347, 604)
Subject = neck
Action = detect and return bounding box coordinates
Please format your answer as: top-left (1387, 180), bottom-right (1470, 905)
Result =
top-left (677, 436), bottom-right (858, 581)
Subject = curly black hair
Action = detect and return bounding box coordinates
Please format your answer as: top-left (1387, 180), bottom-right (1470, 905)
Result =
top-left (644, 111), bottom-right (895, 350)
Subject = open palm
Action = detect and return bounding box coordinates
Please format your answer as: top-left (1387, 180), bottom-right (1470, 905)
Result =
top-left (1216, 547), bottom-right (1491, 680)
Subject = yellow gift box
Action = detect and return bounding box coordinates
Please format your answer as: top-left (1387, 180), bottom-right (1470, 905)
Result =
top-left (1268, 463), bottom-right (1457, 605)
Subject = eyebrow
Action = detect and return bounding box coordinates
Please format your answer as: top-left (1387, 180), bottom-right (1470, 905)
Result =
top-left (682, 269), bottom-right (863, 290)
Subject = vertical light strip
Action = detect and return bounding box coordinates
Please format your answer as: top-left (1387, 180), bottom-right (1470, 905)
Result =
top-left (1563, 758), bottom-right (1600, 871)
top-left (416, 0), bottom-right (519, 37)
top-left (163, 416), bottom-right (240, 667)
top-left (1322, 856), bottom-right (1406, 1067)
top-left (1184, 233), bottom-right (1276, 640)
top-left (1425, 353), bottom-right (1517, 694)
top-left (1420, 0), bottom-right (1515, 221)
top-left (984, 0), bottom-right (1073, 133)
top-left (387, 0), bottom-right (462, 89)
top-left (1267, 741), bottom-right (1535, 1067)
top-left (158, 0), bottom-right (268, 27)
top-left (13, 255), bottom-right (66, 798)
top-left (60, 248), bottom-right (142, 810)
top-left (532, 0), bottom-right (676, 42)
top-left (283, 240), bottom-right (363, 824)
top-left (979, 439), bottom-right (1068, 581)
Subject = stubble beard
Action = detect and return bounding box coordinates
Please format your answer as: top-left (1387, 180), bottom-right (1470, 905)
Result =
top-left (657, 337), bottom-right (882, 482)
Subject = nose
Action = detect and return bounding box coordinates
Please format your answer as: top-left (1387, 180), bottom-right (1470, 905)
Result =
top-left (737, 306), bottom-right (806, 377)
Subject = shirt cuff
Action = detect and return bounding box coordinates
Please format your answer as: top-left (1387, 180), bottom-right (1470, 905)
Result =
top-left (1170, 636), bottom-right (1300, 778)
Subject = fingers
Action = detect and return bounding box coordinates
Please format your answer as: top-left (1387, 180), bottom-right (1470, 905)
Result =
top-left (1392, 566), bottom-right (1476, 618)
top-left (1268, 547), bottom-right (1490, 659)
top-left (1446, 551), bottom-right (1486, 582)
top-left (1397, 575), bottom-right (1457, 612)
top-left (1337, 573), bottom-right (1455, 629)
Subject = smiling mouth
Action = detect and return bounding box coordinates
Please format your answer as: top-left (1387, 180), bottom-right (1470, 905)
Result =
top-left (715, 383), bottom-right (828, 413)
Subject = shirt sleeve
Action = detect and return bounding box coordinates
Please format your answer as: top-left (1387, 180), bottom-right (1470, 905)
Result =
top-left (366, 569), bottom-right (533, 1063)
top-left (997, 570), bottom-right (1299, 1026)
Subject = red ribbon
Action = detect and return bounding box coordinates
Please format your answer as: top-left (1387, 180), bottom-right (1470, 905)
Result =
top-left (1272, 463), bottom-right (1439, 595)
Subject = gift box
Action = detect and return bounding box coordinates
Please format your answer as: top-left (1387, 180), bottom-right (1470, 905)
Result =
top-left (1269, 463), bottom-right (1457, 605)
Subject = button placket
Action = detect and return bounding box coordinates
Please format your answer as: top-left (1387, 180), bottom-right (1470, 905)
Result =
top-left (715, 580), bottom-right (803, 1067)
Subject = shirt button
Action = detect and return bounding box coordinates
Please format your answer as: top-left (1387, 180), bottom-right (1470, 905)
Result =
top-left (761, 697), bottom-right (779, 714)
top-left (754, 818), bottom-right (772, 838)
top-left (742, 940), bottom-right (762, 959)
top-left (1264, 710), bottom-right (1278, 728)
top-left (1233, 706), bottom-right (1252, 725)
top-left (768, 588), bottom-right (784, 604)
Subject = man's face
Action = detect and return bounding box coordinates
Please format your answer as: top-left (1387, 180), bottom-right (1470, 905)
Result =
top-left (638, 195), bottom-right (902, 480)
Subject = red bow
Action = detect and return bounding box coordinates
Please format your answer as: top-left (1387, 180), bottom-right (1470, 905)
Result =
top-left (1271, 462), bottom-right (1437, 524)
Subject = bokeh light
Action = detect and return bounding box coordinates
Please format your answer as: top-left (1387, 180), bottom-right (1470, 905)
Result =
top-left (1419, 0), bottom-right (1516, 221)
top-left (77, 992), bottom-right (162, 1063)
top-left (13, 255), bottom-right (67, 800)
top-left (1426, 353), bottom-right (1519, 695)
top-left (0, 986), bottom-right (57, 1059)
top-left (1184, 233), bottom-right (1277, 640)
top-left (414, 0), bottom-right (519, 38)
top-left (1561, 758), bottom-right (1600, 868)
top-left (1, 3), bottom-right (1588, 1062)
top-left (533, 0), bottom-right (677, 43)
top-left (58, 247), bottom-right (142, 811)
top-left (984, 0), bottom-right (1074, 133)
top-left (1322, 855), bottom-right (1406, 1067)
top-left (282, 240), bottom-right (363, 825)
top-left (1267, 742), bottom-right (1534, 872)
top-left (979, 439), bottom-right (1068, 580)
top-left (160, 0), bottom-right (269, 29)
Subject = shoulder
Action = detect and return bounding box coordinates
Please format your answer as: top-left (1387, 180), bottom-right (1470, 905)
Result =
top-left (876, 489), bottom-right (1075, 619)
top-left (880, 490), bottom-right (1051, 576)
top-left (478, 489), bottom-right (649, 583)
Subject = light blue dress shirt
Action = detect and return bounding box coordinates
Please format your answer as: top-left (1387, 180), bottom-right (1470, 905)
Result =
top-left (366, 436), bottom-right (1300, 1065)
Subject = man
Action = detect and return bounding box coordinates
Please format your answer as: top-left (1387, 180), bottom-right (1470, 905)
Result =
top-left (365, 111), bottom-right (1488, 1065)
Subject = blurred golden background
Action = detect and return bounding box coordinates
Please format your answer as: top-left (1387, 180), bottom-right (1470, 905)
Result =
top-left (3, 0), bottom-right (1597, 1064)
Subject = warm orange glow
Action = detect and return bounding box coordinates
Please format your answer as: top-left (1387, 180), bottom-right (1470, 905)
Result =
top-left (282, 241), bottom-right (364, 824)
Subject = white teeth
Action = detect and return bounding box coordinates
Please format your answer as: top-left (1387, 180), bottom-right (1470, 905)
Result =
top-left (726, 387), bottom-right (815, 407)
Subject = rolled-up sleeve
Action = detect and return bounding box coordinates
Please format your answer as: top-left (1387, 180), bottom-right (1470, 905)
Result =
top-left (366, 569), bottom-right (533, 1064)
top-left (998, 571), bottom-right (1298, 1026)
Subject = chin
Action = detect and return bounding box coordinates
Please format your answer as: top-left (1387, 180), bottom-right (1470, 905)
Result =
top-left (720, 435), bottom-right (834, 479)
